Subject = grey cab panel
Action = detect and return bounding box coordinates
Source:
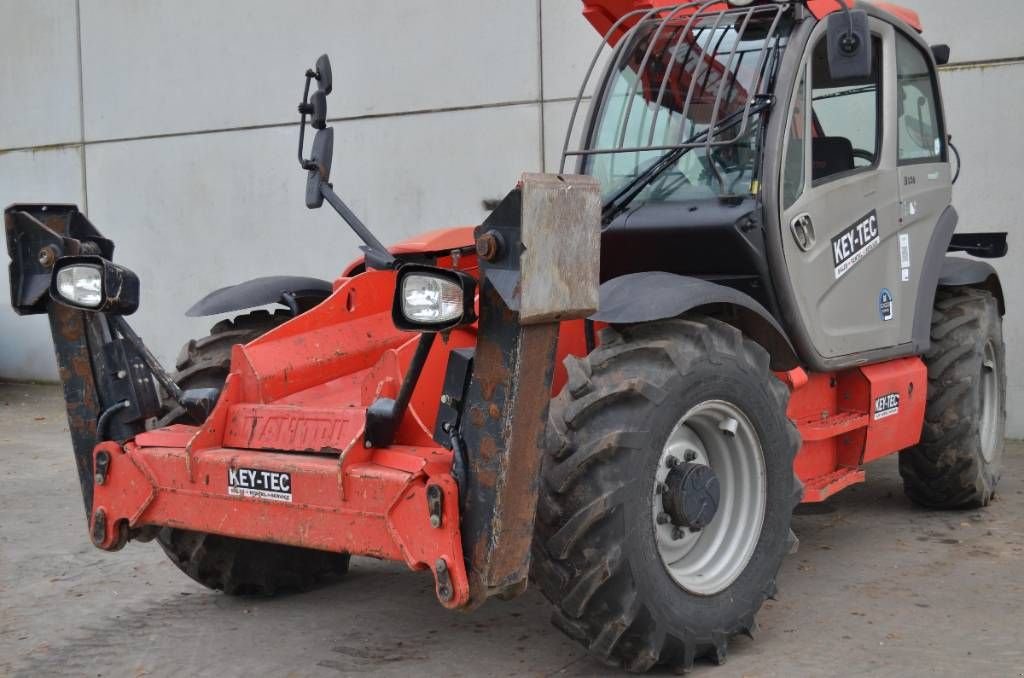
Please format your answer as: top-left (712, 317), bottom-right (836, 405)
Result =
top-left (776, 17), bottom-right (952, 366)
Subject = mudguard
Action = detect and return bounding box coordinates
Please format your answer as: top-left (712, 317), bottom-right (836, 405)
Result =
top-left (938, 256), bottom-right (1006, 314)
top-left (185, 275), bottom-right (333, 317)
top-left (591, 271), bottom-right (799, 370)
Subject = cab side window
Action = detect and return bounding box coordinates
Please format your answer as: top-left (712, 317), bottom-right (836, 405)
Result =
top-left (896, 33), bottom-right (944, 163)
top-left (810, 36), bottom-right (883, 182)
top-left (781, 72), bottom-right (807, 210)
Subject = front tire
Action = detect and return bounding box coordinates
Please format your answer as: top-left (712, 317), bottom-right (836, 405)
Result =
top-left (155, 310), bottom-right (350, 595)
top-left (899, 287), bottom-right (1006, 509)
top-left (533, 318), bottom-right (801, 672)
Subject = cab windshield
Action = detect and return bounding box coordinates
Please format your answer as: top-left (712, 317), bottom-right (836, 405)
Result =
top-left (584, 8), bottom-right (790, 202)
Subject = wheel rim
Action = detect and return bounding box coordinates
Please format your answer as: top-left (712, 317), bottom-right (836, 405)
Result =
top-left (980, 339), bottom-right (1000, 463)
top-left (652, 400), bottom-right (767, 596)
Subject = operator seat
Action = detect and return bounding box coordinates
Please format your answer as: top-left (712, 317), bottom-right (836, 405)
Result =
top-left (811, 136), bottom-right (855, 180)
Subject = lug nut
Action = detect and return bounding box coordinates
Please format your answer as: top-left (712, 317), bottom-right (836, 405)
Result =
top-left (672, 527), bottom-right (685, 540)
top-left (665, 456), bottom-right (680, 469)
top-left (656, 512), bottom-right (671, 525)
top-left (683, 450), bottom-right (697, 462)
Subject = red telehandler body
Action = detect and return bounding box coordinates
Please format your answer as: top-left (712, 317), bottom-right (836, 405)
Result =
top-left (5, 0), bottom-right (1007, 671)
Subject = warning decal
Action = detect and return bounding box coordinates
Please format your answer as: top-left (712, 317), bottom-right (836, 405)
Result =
top-left (228, 467), bottom-right (292, 503)
top-left (832, 210), bottom-right (881, 279)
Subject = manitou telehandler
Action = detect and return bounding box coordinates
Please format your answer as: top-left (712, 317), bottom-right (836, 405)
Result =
top-left (5, 0), bottom-right (1009, 672)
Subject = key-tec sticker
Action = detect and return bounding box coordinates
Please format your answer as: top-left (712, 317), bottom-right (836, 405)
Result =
top-left (228, 467), bottom-right (293, 503)
top-left (873, 392), bottom-right (900, 420)
top-left (832, 210), bottom-right (880, 279)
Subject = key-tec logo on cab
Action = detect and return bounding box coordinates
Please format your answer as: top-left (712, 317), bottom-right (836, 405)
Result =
top-left (832, 210), bottom-right (881, 279)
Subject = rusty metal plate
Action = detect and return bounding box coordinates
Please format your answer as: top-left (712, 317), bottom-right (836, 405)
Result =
top-left (518, 173), bottom-right (600, 325)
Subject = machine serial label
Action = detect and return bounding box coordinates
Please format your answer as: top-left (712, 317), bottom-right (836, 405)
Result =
top-left (832, 210), bottom-right (880, 279)
top-left (228, 467), bottom-right (292, 503)
top-left (873, 392), bottom-right (900, 420)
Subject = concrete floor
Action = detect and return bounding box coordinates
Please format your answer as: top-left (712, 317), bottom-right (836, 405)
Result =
top-left (1, 382), bottom-right (1022, 677)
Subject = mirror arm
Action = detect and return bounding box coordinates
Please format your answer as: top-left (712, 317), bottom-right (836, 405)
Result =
top-left (320, 182), bottom-right (396, 269)
top-left (297, 71), bottom-right (315, 168)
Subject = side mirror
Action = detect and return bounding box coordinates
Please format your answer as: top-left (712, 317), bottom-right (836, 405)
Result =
top-left (826, 9), bottom-right (872, 81)
top-left (305, 127), bottom-right (334, 209)
top-left (49, 255), bottom-right (140, 315)
top-left (310, 90), bottom-right (327, 129)
top-left (314, 54), bottom-right (332, 94)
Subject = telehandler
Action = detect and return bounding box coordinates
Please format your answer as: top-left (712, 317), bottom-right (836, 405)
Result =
top-left (5, 0), bottom-right (1008, 672)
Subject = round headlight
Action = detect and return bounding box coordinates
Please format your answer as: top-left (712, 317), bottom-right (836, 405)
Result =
top-left (55, 264), bottom-right (103, 308)
top-left (401, 274), bottom-right (465, 324)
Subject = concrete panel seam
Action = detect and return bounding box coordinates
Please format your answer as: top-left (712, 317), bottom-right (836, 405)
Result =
top-left (537, 0), bottom-right (547, 172)
top-left (0, 97), bottom-right (584, 154)
top-left (939, 56), bottom-right (1024, 72)
top-left (74, 0), bottom-right (88, 214)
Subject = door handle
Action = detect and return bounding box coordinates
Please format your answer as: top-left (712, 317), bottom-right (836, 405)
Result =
top-left (790, 213), bottom-right (815, 251)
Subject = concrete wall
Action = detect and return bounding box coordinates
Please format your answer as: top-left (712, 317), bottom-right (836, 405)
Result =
top-left (1, 1), bottom-right (1021, 434)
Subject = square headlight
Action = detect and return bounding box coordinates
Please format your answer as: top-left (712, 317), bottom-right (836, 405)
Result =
top-left (392, 265), bottom-right (476, 332)
top-left (49, 255), bottom-right (140, 315)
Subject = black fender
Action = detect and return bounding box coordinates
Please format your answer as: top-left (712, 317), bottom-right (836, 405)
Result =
top-left (938, 256), bottom-right (1006, 315)
top-left (185, 275), bottom-right (333, 317)
top-left (591, 272), bottom-right (799, 370)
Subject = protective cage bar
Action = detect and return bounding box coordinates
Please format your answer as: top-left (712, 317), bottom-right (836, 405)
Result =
top-left (560, 1), bottom-right (788, 172)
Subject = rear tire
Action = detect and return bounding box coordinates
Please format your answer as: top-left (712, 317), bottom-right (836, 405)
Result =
top-left (155, 310), bottom-right (351, 595)
top-left (157, 528), bottom-right (349, 596)
top-left (899, 287), bottom-right (1006, 509)
top-left (532, 318), bottom-right (801, 672)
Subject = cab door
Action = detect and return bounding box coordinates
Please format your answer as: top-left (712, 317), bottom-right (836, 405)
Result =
top-left (778, 19), bottom-right (903, 360)
top-left (892, 29), bottom-right (952, 334)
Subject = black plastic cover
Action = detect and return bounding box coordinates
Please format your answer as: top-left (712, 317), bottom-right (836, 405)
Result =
top-left (947, 232), bottom-right (1008, 259)
top-left (185, 275), bottom-right (332, 317)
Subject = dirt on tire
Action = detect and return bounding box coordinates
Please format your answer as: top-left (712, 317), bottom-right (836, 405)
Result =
top-left (532, 317), bottom-right (801, 673)
top-left (899, 287), bottom-right (1006, 509)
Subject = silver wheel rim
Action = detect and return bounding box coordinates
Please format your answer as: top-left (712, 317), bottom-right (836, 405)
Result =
top-left (652, 400), bottom-right (767, 596)
top-left (980, 339), bottom-right (1000, 463)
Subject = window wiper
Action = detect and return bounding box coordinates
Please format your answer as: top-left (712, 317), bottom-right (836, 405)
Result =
top-left (601, 95), bottom-right (773, 225)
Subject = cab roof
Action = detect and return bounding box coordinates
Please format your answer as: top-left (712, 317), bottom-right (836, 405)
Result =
top-left (583, 1), bottom-right (922, 44)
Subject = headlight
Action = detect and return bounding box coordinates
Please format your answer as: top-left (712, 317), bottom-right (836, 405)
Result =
top-left (392, 265), bottom-right (476, 332)
top-left (402, 274), bottom-right (464, 324)
top-left (55, 264), bottom-right (103, 308)
top-left (49, 255), bottom-right (140, 315)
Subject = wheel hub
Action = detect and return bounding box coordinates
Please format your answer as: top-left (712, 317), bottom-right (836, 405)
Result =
top-left (662, 462), bottom-right (720, 530)
top-left (652, 400), bottom-right (767, 595)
